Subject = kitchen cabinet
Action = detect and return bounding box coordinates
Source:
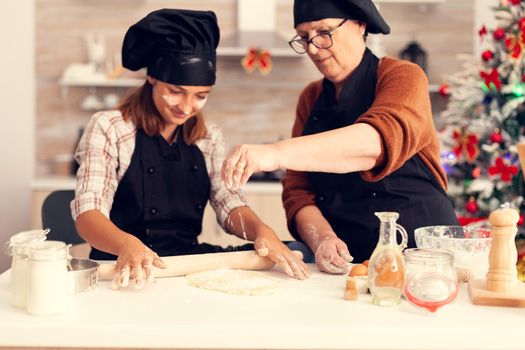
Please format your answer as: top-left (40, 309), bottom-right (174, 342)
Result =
top-left (0, 265), bottom-right (522, 350)
top-left (31, 177), bottom-right (293, 247)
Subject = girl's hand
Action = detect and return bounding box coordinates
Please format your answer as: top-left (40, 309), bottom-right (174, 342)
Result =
top-left (111, 235), bottom-right (167, 290)
top-left (254, 227), bottom-right (310, 280)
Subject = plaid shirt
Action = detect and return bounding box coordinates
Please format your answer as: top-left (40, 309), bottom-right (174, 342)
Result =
top-left (71, 110), bottom-right (246, 230)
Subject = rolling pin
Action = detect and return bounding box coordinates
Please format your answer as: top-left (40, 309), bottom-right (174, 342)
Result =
top-left (97, 249), bottom-right (303, 280)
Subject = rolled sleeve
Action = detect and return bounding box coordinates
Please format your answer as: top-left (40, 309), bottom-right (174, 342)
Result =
top-left (282, 169), bottom-right (315, 239)
top-left (356, 61), bottom-right (433, 182)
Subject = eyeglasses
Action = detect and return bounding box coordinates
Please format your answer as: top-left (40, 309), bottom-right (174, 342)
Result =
top-left (288, 19), bottom-right (348, 54)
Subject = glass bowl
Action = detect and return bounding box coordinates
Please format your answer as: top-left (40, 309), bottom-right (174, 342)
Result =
top-left (414, 225), bottom-right (492, 279)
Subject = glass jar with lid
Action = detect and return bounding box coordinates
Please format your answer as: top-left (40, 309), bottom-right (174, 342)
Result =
top-left (4, 229), bottom-right (48, 308)
top-left (26, 240), bottom-right (70, 316)
top-left (403, 248), bottom-right (458, 313)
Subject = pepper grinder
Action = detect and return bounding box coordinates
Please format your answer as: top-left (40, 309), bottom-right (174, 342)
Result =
top-left (468, 205), bottom-right (525, 307)
top-left (486, 205), bottom-right (519, 292)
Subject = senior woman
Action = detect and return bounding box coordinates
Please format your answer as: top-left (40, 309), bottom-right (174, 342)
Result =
top-left (222, 0), bottom-right (458, 273)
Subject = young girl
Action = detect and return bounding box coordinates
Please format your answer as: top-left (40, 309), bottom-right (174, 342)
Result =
top-left (71, 9), bottom-right (309, 289)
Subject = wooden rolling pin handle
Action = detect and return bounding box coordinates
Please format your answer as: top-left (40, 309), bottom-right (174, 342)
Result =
top-left (98, 250), bottom-right (303, 281)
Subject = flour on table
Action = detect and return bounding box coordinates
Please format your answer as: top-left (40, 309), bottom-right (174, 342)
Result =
top-left (185, 269), bottom-right (279, 295)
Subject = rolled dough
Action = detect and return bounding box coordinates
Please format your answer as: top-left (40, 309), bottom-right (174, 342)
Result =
top-left (185, 269), bottom-right (279, 295)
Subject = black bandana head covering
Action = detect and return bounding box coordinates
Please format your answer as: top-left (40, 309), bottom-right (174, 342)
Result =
top-left (122, 9), bottom-right (220, 86)
top-left (293, 0), bottom-right (390, 34)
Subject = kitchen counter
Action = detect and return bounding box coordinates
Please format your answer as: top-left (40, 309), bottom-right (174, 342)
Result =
top-left (30, 177), bottom-right (290, 243)
top-left (0, 265), bottom-right (522, 350)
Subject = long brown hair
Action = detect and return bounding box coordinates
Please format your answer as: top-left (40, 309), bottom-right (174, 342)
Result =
top-left (117, 81), bottom-right (207, 145)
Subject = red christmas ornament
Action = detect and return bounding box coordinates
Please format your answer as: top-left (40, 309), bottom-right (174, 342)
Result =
top-left (481, 50), bottom-right (493, 61)
top-left (479, 25), bottom-right (488, 41)
top-left (466, 197), bottom-right (478, 214)
top-left (505, 34), bottom-right (523, 59)
top-left (490, 129), bottom-right (503, 143)
top-left (480, 68), bottom-right (502, 91)
top-left (488, 156), bottom-right (519, 182)
top-left (510, 0), bottom-right (521, 5)
top-left (452, 129), bottom-right (480, 163)
top-left (493, 27), bottom-right (506, 41)
top-left (519, 215), bottom-right (524, 226)
top-left (438, 83), bottom-right (450, 97)
top-left (241, 48), bottom-right (273, 75)
top-left (472, 167), bottom-right (481, 178)
top-left (519, 17), bottom-right (525, 29)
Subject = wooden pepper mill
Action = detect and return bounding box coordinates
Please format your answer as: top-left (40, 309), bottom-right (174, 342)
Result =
top-left (468, 205), bottom-right (525, 307)
top-left (486, 205), bottom-right (519, 292)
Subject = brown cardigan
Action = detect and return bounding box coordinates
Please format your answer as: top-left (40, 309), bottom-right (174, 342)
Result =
top-left (282, 57), bottom-right (447, 234)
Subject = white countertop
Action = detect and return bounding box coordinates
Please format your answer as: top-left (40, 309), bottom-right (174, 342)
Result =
top-left (0, 265), bottom-right (523, 350)
top-left (31, 177), bottom-right (282, 194)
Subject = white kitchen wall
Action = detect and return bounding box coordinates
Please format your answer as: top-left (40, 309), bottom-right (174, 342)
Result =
top-left (474, 0), bottom-right (499, 56)
top-left (0, 0), bottom-right (35, 273)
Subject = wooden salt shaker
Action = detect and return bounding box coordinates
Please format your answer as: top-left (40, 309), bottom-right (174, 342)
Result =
top-left (486, 206), bottom-right (520, 292)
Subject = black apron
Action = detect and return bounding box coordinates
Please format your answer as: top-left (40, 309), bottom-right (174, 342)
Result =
top-left (302, 49), bottom-right (458, 263)
top-left (90, 128), bottom-right (252, 260)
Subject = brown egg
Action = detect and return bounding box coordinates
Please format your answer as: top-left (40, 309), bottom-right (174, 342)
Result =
top-left (349, 264), bottom-right (368, 277)
top-left (362, 260), bottom-right (370, 268)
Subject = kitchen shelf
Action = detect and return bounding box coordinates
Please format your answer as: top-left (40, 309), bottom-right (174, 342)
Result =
top-left (218, 31), bottom-right (299, 57)
top-left (59, 76), bottom-right (144, 88)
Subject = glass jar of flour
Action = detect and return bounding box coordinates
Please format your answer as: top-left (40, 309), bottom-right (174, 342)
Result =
top-left (26, 241), bottom-right (70, 316)
top-left (4, 229), bottom-right (48, 308)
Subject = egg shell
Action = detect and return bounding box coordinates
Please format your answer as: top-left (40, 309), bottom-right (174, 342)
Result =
top-left (349, 264), bottom-right (368, 277)
top-left (343, 277), bottom-right (358, 300)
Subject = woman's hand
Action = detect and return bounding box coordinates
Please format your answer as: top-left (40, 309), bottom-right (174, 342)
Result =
top-left (314, 236), bottom-right (353, 274)
top-left (222, 144), bottom-right (281, 190)
top-left (111, 235), bottom-right (167, 290)
top-left (254, 227), bottom-right (310, 280)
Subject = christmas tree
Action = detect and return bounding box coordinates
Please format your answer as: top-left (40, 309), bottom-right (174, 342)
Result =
top-left (439, 0), bottom-right (525, 225)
